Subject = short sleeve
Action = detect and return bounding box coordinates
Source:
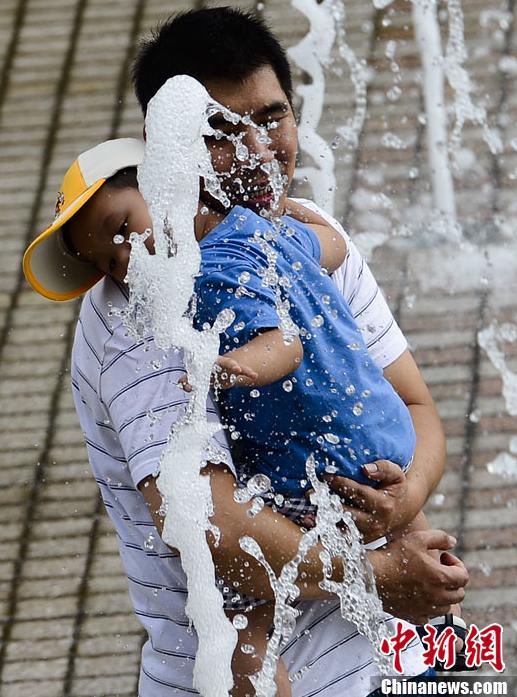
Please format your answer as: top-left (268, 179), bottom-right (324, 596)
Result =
top-left (99, 333), bottom-right (235, 487)
top-left (195, 263), bottom-right (281, 351)
top-left (282, 216), bottom-right (321, 264)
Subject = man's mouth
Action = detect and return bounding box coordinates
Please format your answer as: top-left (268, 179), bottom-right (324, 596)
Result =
top-left (241, 180), bottom-right (277, 208)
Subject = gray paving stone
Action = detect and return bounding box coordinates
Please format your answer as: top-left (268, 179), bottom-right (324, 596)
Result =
top-left (1, 0), bottom-right (516, 686)
top-left (2, 679), bottom-right (64, 697)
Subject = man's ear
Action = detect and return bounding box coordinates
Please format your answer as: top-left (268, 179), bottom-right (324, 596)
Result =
top-left (142, 125), bottom-right (146, 141)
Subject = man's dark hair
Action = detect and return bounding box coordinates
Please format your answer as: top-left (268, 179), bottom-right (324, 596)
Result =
top-left (132, 6), bottom-right (293, 113)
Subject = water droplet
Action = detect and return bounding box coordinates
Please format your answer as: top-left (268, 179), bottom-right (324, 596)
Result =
top-left (468, 409), bottom-right (480, 423)
top-left (324, 433), bottom-right (340, 444)
top-left (305, 378), bottom-right (314, 387)
top-left (247, 474), bottom-right (271, 495)
top-left (230, 431), bottom-right (241, 440)
top-left (232, 614), bottom-right (248, 630)
top-left (233, 321), bottom-right (245, 332)
top-left (144, 533), bottom-right (155, 551)
top-left (200, 206), bottom-right (209, 215)
top-left (311, 315), bottom-right (324, 328)
top-left (292, 261), bottom-right (302, 271)
top-left (238, 271), bottom-right (251, 284)
top-left (322, 295), bottom-right (331, 305)
top-left (241, 643), bottom-right (255, 655)
top-left (282, 380), bottom-right (293, 392)
top-left (346, 385), bottom-right (356, 395)
top-left (352, 402), bottom-right (364, 416)
top-left (322, 414), bottom-right (332, 423)
top-left (151, 360), bottom-right (161, 371)
top-left (112, 234), bottom-right (125, 245)
top-left (250, 389), bottom-right (260, 398)
top-left (247, 496), bottom-right (265, 518)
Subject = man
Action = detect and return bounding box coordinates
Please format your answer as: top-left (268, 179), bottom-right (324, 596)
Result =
top-left (23, 7), bottom-right (468, 696)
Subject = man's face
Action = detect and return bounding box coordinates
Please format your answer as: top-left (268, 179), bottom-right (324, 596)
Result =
top-left (202, 66), bottom-right (297, 215)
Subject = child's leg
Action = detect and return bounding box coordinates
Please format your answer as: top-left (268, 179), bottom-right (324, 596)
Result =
top-left (228, 604), bottom-right (291, 697)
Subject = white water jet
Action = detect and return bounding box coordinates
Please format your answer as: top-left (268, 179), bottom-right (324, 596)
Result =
top-left (444, 0), bottom-right (503, 165)
top-left (124, 75), bottom-right (239, 697)
top-left (411, 0), bottom-right (456, 219)
top-left (331, 0), bottom-right (371, 152)
top-left (478, 323), bottom-right (517, 481)
top-left (288, 0), bottom-right (337, 214)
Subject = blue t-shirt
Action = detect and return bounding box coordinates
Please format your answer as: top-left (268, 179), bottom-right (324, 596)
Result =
top-left (195, 207), bottom-right (415, 495)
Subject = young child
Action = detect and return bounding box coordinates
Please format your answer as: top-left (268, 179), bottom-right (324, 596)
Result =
top-left (23, 143), bottom-right (465, 696)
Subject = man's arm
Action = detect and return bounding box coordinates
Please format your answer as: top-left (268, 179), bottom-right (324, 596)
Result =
top-left (139, 463), bottom-right (467, 623)
top-left (384, 348), bottom-right (446, 523)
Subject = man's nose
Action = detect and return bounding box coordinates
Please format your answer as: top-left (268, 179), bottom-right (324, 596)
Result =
top-left (242, 126), bottom-right (275, 164)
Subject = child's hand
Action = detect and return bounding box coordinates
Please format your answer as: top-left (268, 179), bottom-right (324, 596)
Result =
top-left (178, 357), bottom-right (259, 392)
top-left (212, 356), bottom-right (259, 389)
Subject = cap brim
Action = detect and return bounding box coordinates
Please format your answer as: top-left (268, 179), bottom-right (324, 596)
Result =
top-left (23, 180), bottom-right (106, 301)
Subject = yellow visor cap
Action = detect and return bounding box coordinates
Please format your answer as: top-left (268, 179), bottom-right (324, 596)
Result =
top-left (23, 138), bottom-right (145, 301)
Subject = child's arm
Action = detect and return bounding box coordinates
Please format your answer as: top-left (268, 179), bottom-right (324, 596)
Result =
top-left (179, 328), bottom-right (303, 392)
top-left (285, 199), bottom-right (347, 274)
top-left (215, 328), bottom-right (303, 389)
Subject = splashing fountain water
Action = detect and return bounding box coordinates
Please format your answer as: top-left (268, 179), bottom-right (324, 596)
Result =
top-left (119, 2), bottom-right (513, 693)
top-left (290, 0), bottom-right (502, 242)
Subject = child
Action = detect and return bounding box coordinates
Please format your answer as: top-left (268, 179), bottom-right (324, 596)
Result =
top-left (23, 141), bottom-right (465, 696)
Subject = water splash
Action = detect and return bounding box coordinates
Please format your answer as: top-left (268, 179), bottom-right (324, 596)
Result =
top-left (242, 455), bottom-right (391, 695)
top-left (332, 0), bottom-right (371, 151)
top-left (444, 0), bottom-right (503, 166)
top-left (288, 0), bottom-right (337, 214)
top-left (478, 322), bottom-right (517, 480)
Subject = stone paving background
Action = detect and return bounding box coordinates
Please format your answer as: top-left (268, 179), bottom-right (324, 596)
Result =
top-left (0, 0), bottom-right (516, 695)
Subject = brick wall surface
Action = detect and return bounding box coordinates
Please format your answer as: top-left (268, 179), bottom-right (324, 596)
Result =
top-left (0, 1), bottom-right (515, 694)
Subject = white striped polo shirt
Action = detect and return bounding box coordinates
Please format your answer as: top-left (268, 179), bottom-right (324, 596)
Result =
top-left (70, 201), bottom-right (426, 696)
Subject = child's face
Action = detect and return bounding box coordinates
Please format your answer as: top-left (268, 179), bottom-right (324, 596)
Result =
top-left (66, 186), bottom-right (153, 283)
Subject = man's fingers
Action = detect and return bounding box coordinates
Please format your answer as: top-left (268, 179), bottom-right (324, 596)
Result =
top-left (420, 529), bottom-right (458, 552)
top-left (362, 459), bottom-right (405, 485)
top-left (323, 475), bottom-right (375, 509)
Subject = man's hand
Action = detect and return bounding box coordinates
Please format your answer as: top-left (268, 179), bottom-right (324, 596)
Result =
top-left (323, 460), bottom-right (408, 542)
top-left (369, 530), bottom-right (469, 625)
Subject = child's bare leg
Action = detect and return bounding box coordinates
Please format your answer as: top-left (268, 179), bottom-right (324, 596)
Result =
top-left (228, 604), bottom-right (291, 697)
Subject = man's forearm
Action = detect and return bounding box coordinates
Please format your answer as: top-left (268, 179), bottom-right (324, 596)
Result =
top-left (383, 350), bottom-right (446, 529)
top-left (404, 401), bottom-right (446, 523)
